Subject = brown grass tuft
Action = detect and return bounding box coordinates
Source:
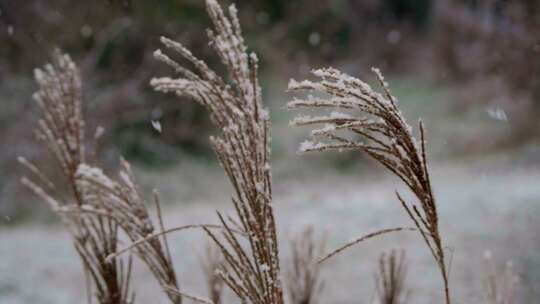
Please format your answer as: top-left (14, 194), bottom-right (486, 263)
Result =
top-left (151, 0), bottom-right (283, 303)
top-left (483, 252), bottom-right (520, 304)
top-left (374, 249), bottom-right (409, 304)
top-left (75, 161), bottom-right (182, 303)
top-left (201, 242), bottom-right (226, 304)
top-left (19, 51), bottom-right (134, 304)
top-left (288, 67), bottom-right (451, 303)
top-left (287, 227), bottom-right (325, 304)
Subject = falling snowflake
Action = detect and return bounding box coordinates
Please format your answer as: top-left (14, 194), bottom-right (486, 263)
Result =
top-left (387, 29), bottom-right (401, 44)
top-left (80, 25), bottom-right (93, 38)
top-left (151, 120), bottom-right (162, 133)
top-left (309, 32), bottom-right (321, 46)
top-left (486, 106), bottom-right (508, 122)
top-left (94, 126), bottom-right (105, 139)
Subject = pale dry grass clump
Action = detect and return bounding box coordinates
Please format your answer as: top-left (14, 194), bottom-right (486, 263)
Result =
top-left (374, 249), bottom-right (409, 304)
top-left (201, 243), bottom-right (226, 304)
top-left (19, 51), bottom-right (134, 304)
top-left (288, 67), bottom-right (451, 303)
top-left (286, 227), bottom-right (325, 304)
top-left (19, 51), bottom-right (187, 304)
top-left (75, 161), bottom-right (182, 303)
top-left (483, 252), bottom-right (520, 304)
top-left (151, 0), bottom-right (282, 303)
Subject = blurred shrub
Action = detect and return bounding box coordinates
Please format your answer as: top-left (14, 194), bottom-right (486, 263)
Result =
top-left (434, 0), bottom-right (540, 140)
top-left (0, 0), bottom-right (435, 173)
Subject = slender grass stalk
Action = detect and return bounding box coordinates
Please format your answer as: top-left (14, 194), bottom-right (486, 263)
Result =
top-left (483, 252), bottom-right (520, 304)
top-left (318, 228), bottom-right (415, 265)
top-left (201, 242), bottom-right (225, 304)
top-left (19, 51), bottom-right (134, 304)
top-left (75, 161), bottom-right (182, 303)
top-left (151, 1), bottom-right (283, 303)
top-left (287, 226), bottom-right (325, 304)
top-left (288, 67), bottom-right (451, 304)
top-left (375, 249), bottom-right (409, 304)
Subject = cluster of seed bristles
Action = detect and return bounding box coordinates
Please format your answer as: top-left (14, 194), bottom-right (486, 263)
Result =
top-left (201, 243), bottom-right (226, 304)
top-left (483, 254), bottom-right (520, 304)
top-left (374, 249), bottom-right (409, 304)
top-left (20, 51), bottom-right (186, 304)
top-left (75, 160), bottom-right (181, 303)
top-left (286, 227), bottom-right (325, 304)
top-left (19, 51), bottom-right (134, 304)
top-left (288, 67), bottom-right (451, 304)
top-left (151, 0), bottom-right (282, 303)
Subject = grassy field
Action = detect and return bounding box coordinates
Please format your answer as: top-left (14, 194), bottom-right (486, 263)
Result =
top-left (3, 72), bottom-right (540, 303)
top-left (3, 152), bottom-right (539, 303)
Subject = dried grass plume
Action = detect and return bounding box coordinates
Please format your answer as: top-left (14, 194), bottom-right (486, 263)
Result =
top-left (375, 249), bottom-right (409, 304)
top-left (288, 67), bottom-right (451, 304)
top-left (286, 227), bottom-right (325, 304)
top-left (152, 0), bottom-right (282, 303)
top-left (19, 51), bottom-right (134, 304)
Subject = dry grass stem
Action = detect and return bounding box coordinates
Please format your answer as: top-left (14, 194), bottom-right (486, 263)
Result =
top-left (163, 286), bottom-right (214, 304)
top-left (288, 67), bottom-right (451, 303)
top-left (287, 227), bottom-right (326, 304)
top-left (201, 242), bottom-right (226, 304)
top-left (318, 227), bottom-right (415, 264)
top-left (75, 161), bottom-right (182, 303)
top-left (19, 51), bottom-right (134, 304)
top-left (106, 224), bottom-right (240, 261)
top-left (152, 0), bottom-right (282, 303)
top-left (375, 249), bottom-right (409, 304)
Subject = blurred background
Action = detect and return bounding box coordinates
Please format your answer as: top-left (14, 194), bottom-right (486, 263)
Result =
top-left (1, 0), bottom-right (539, 303)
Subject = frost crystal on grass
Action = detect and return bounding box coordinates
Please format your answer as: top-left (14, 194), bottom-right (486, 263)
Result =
top-left (260, 263), bottom-right (270, 272)
top-left (76, 164), bottom-right (115, 190)
top-left (298, 140), bottom-right (326, 153)
top-left (312, 124), bottom-right (337, 136)
top-left (329, 111), bottom-right (352, 119)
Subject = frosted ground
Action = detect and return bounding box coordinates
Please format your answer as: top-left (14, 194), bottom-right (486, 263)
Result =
top-left (2, 153), bottom-right (539, 303)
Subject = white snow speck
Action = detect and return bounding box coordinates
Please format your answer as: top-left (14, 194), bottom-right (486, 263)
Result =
top-left (486, 106), bottom-right (507, 122)
top-left (387, 29), bottom-right (401, 44)
top-left (309, 32), bottom-right (320, 46)
top-left (151, 120), bottom-right (162, 133)
top-left (94, 126), bottom-right (105, 139)
top-left (329, 111), bottom-right (352, 119)
top-left (299, 140), bottom-right (325, 153)
top-left (80, 25), bottom-right (93, 38)
top-left (260, 263), bottom-right (270, 272)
